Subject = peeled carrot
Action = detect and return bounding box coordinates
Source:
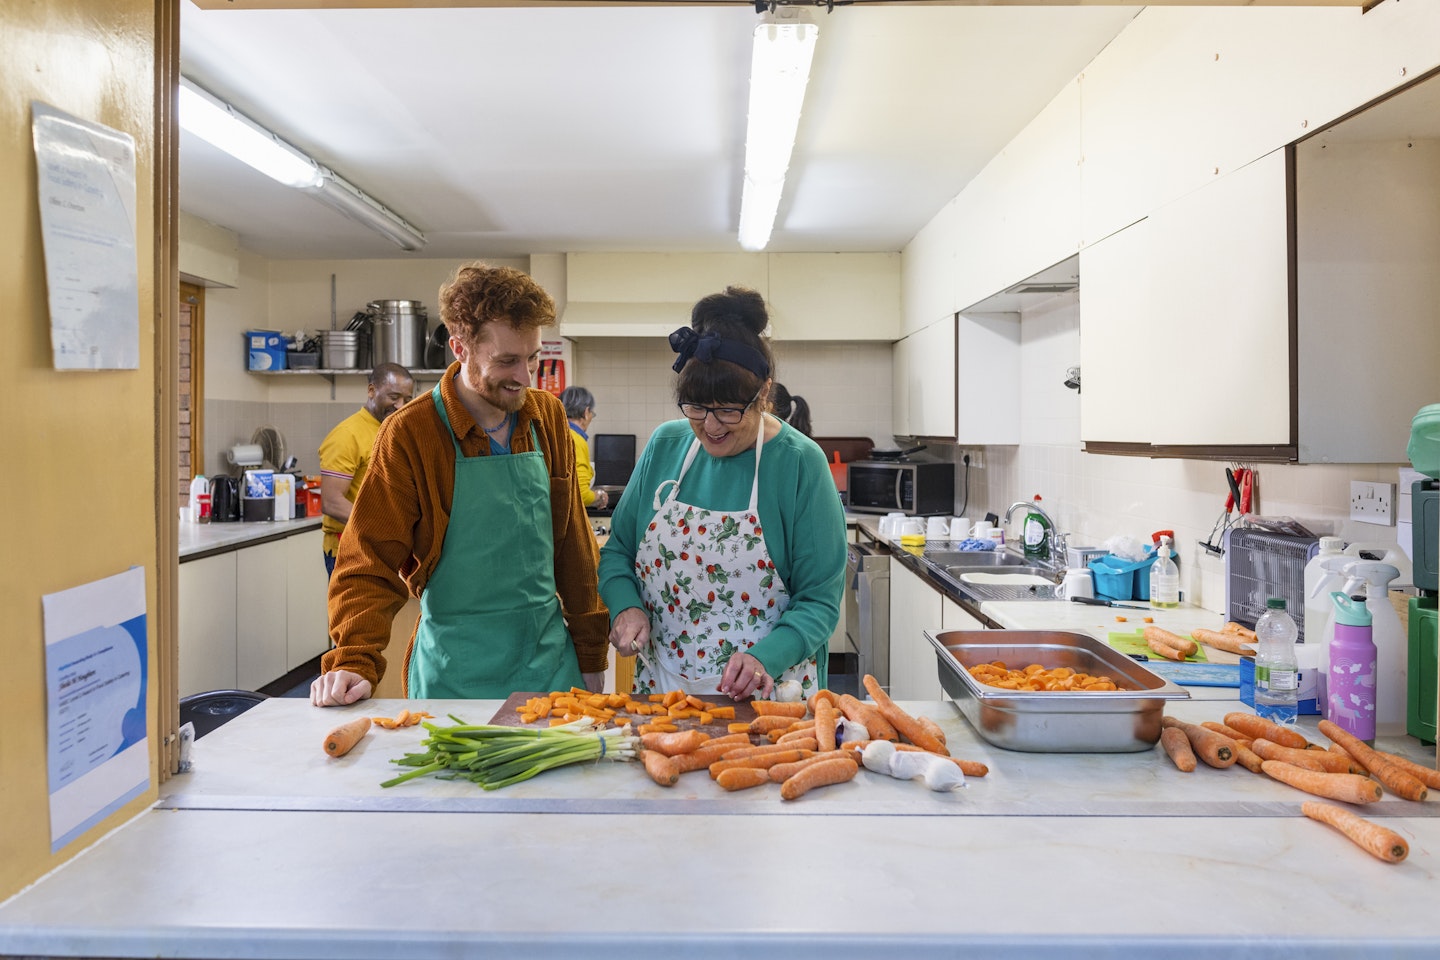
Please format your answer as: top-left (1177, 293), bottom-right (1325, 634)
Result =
top-left (748, 715), bottom-right (801, 735)
top-left (671, 742), bottom-right (741, 774)
top-left (1160, 727), bottom-right (1197, 772)
top-left (779, 756), bottom-right (858, 800)
top-left (322, 716), bottom-right (371, 757)
top-left (1160, 717), bottom-right (1235, 768)
top-left (1250, 738), bottom-right (1351, 774)
top-left (697, 732), bottom-right (750, 751)
top-left (768, 750), bottom-right (857, 783)
top-left (1375, 751), bottom-right (1440, 790)
top-left (1191, 628), bottom-right (1254, 656)
top-left (1233, 742), bottom-right (1265, 774)
top-left (813, 695), bottom-right (838, 752)
top-left (1224, 622), bottom-right (1258, 642)
top-left (842, 740), bottom-right (989, 777)
top-left (640, 729), bottom-right (709, 756)
top-left (709, 749), bottom-right (809, 778)
top-left (1260, 760), bottom-right (1383, 804)
top-left (721, 740), bottom-right (816, 760)
top-left (752, 700), bottom-right (807, 719)
top-left (1301, 801), bottom-right (1408, 864)
top-left (916, 715), bottom-right (947, 748)
top-left (1318, 719), bottom-right (1429, 802)
top-left (716, 767), bottom-right (772, 791)
top-left (776, 724), bottom-right (818, 745)
top-left (642, 750), bottom-right (680, 787)
top-left (806, 689), bottom-right (839, 715)
top-left (1223, 712), bottom-right (1310, 751)
top-left (862, 674), bottom-right (948, 756)
top-left (1200, 721), bottom-right (1253, 745)
top-left (837, 694), bottom-right (899, 742)
top-left (1144, 626), bottom-right (1198, 659)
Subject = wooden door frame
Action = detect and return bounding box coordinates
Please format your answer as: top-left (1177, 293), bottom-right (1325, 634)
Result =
top-left (180, 280), bottom-right (206, 478)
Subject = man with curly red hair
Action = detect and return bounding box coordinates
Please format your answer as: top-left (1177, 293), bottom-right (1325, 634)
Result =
top-left (312, 262), bottom-right (609, 704)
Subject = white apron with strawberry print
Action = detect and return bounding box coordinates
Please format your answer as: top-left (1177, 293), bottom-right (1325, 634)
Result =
top-left (630, 421), bottom-right (819, 698)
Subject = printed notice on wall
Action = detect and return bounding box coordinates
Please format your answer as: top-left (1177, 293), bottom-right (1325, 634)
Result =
top-left (42, 567), bottom-right (149, 853)
top-left (31, 101), bottom-right (141, 370)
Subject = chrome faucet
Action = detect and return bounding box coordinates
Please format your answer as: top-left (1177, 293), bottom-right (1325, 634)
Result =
top-left (1004, 500), bottom-right (1060, 564)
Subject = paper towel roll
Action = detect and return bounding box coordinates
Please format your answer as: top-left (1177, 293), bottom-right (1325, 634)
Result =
top-left (227, 443), bottom-right (264, 467)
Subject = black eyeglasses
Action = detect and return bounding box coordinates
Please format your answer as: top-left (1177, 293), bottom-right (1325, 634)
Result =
top-left (678, 390), bottom-right (762, 426)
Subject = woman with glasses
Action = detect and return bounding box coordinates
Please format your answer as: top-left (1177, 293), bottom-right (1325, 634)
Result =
top-left (597, 287), bottom-right (846, 701)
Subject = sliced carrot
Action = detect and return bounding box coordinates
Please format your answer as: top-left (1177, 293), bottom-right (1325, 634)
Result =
top-left (1301, 801), bottom-right (1408, 863)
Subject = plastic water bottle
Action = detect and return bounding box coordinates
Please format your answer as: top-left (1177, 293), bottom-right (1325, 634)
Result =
top-left (1327, 592), bottom-right (1377, 743)
top-left (1254, 597), bottom-right (1300, 725)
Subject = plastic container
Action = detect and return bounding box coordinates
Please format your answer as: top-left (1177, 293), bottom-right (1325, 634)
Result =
top-left (1088, 546), bottom-right (1173, 602)
top-left (1407, 402), bottom-right (1440, 478)
top-left (187, 474), bottom-right (208, 523)
top-left (1327, 592), bottom-right (1377, 743)
top-left (1254, 597), bottom-right (1299, 725)
top-left (1303, 536), bottom-right (1346, 644)
top-left (1021, 495), bottom-right (1052, 561)
top-left (1149, 535), bottom-right (1179, 609)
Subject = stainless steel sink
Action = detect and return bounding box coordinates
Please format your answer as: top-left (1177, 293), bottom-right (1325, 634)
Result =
top-left (919, 550), bottom-right (1028, 568)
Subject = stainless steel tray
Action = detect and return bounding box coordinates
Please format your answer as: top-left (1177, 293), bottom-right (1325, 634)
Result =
top-left (927, 630), bottom-right (1190, 753)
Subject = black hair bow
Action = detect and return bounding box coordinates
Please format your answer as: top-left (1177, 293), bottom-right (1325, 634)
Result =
top-left (668, 326), bottom-right (770, 378)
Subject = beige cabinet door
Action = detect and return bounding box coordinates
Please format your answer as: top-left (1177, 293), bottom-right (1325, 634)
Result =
top-left (285, 530), bottom-right (330, 671)
top-left (236, 540), bottom-right (288, 691)
top-left (177, 552), bottom-right (238, 698)
top-left (888, 561), bottom-right (944, 700)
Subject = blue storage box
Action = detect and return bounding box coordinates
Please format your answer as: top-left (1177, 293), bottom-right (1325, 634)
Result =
top-left (245, 330), bottom-right (286, 371)
top-left (1087, 546), bottom-right (1177, 602)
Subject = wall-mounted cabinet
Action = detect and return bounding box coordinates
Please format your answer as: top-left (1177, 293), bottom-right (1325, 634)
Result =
top-left (892, 311), bottom-right (1020, 445)
top-left (892, 315), bottom-right (956, 439)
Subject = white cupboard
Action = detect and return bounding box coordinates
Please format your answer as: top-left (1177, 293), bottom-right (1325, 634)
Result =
top-left (888, 561), bottom-right (945, 701)
top-left (236, 540), bottom-right (288, 691)
top-left (891, 315), bottom-right (956, 439)
top-left (285, 531), bottom-right (331, 670)
top-left (177, 552), bottom-right (238, 699)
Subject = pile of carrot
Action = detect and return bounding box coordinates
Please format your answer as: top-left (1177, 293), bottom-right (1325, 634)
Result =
top-left (514, 687), bottom-right (734, 731)
top-left (635, 676), bottom-right (989, 798)
top-left (1155, 709), bottom-right (1433, 864)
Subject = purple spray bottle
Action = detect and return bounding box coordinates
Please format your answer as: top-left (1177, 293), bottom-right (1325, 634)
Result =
top-left (1326, 592), bottom-right (1377, 744)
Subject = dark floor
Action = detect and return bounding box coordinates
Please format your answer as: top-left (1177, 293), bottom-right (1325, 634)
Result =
top-left (268, 652), bottom-right (861, 700)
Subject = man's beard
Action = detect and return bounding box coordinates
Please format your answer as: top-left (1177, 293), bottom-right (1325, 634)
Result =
top-left (464, 355), bottom-right (527, 414)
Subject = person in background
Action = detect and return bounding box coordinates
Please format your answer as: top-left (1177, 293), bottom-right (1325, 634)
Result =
top-left (312, 262), bottom-right (608, 706)
top-left (559, 385), bottom-right (609, 512)
top-left (598, 286), bottom-right (846, 701)
top-left (769, 382), bottom-right (812, 438)
top-left (318, 362), bottom-right (414, 577)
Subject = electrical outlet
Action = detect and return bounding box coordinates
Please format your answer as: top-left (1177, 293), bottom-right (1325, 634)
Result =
top-left (1350, 480), bottom-right (1395, 526)
top-left (963, 449), bottom-right (983, 469)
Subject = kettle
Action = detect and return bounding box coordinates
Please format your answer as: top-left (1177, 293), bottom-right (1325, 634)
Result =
top-left (209, 475), bottom-right (240, 523)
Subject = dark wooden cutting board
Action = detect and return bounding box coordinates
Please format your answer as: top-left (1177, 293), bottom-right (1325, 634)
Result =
top-left (488, 690), bottom-right (763, 739)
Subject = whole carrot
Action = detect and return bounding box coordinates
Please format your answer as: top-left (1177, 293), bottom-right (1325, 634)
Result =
top-left (780, 756), bottom-right (858, 800)
top-left (1224, 622), bottom-right (1258, 641)
top-left (1301, 801), bottom-right (1409, 863)
top-left (1250, 738), bottom-right (1352, 774)
top-left (916, 715), bottom-right (948, 748)
top-left (814, 694), bottom-right (838, 752)
top-left (752, 701), bottom-right (807, 719)
top-left (322, 716), bottom-right (371, 758)
top-left (1318, 719), bottom-right (1430, 802)
top-left (1376, 752), bottom-right (1440, 790)
top-left (806, 689), bottom-right (839, 715)
top-left (862, 674), bottom-right (948, 756)
top-left (709, 748), bottom-right (810, 778)
top-left (768, 750), bottom-right (857, 783)
top-left (1233, 742), bottom-right (1264, 774)
top-left (722, 740), bottom-right (817, 760)
top-left (642, 750), bottom-right (680, 787)
top-left (1261, 760), bottom-right (1383, 804)
top-left (671, 742), bottom-right (741, 774)
top-left (1200, 721), bottom-right (1253, 745)
top-left (748, 715), bottom-right (801, 735)
top-left (1191, 628), bottom-right (1254, 656)
top-left (640, 729), bottom-right (709, 756)
top-left (776, 724), bottom-right (818, 745)
top-left (841, 740), bottom-right (988, 777)
top-left (716, 767), bottom-right (772, 791)
top-left (1161, 717), bottom-right (1235, 768)
top-left (1144, 626), bottom-right (1198, 659)
top-left (1223, 712), bottom-right (1310, 750)
top-left (837, 694), bottom-right (900, 742)
top-left (1160, 727), bottom-right (1197, 772)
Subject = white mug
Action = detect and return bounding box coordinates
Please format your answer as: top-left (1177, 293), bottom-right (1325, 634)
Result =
top-left (899, 517), bottom-right (925, 537)
top-left (1057, 568), bottom-right (1094, 600)
top-left (972, 520), bottom-right (995, 541)
top-left (950, 517), bottom-right (970, 539)
top-left (926, 518), bottom-right (950, 540)
top-left (879, 514), bottom-right (903, 539)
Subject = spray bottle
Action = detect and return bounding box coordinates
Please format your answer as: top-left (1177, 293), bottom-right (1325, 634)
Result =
top-left (1303, 537), bottom-right (1346, 644)
top-left (1339, 562), bottom-right (1404, 727)
top-left (1326, 592), bottom-right (1377, 743)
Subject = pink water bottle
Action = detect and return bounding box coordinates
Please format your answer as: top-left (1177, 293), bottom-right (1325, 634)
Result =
top-left (1327, 592), bottom-right (1377, 744)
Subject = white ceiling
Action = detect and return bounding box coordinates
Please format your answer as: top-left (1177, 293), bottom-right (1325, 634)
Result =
top-left (179, 2), bottom-right (1141, 260)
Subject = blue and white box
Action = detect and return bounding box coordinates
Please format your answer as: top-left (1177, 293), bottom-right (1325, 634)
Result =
top-left (243, 469), bottom-right (275, 500)
top-left (246, 330), bottom-right (286, 371)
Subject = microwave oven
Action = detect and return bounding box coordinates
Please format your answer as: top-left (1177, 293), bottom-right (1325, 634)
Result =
top-left (845, 460), bottom-right (954, 516)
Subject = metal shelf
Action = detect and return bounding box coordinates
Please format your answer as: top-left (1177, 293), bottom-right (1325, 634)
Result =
top-left (248, 369), bottom-right (450, 376)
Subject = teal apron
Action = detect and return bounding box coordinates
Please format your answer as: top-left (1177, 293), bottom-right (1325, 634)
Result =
top-left (407, 384), bottom-right (583, 698)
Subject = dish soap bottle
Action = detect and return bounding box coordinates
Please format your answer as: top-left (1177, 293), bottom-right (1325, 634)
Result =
top-left (1021, 495), bottom-right (1052, 561)
top-left (1149, 535), bottom-right (1180, 609)
top-left (1327, 592), bottom-right (1377, 743)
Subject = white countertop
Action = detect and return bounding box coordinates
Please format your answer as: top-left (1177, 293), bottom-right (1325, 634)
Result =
top-left (179, 515), bottom-right (322, 560)
top-left (1, 696), bottom-right (1437, 959)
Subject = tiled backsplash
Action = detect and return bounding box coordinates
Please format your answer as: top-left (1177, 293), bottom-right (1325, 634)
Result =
top-left (203, 398), bottom-right (361, 480)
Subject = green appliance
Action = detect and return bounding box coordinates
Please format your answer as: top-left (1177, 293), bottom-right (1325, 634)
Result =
top-left (1406, 404), bottom-right (1439, 743)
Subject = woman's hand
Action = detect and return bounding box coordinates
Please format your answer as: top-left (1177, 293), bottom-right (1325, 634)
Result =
top-left (595, 488), bottom-right (609, 509)
top-left (310, 669), bottom-right (372, 706)
top-left (718, 652), bottom-right (773, 701)
top-left (609, 607), bottom-right (650, 657)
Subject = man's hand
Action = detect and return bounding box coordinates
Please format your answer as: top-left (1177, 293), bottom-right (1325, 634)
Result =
top-left (310, 669), bottom-right (372, 706)
top-left (582, 671), bottom-right (606, 694)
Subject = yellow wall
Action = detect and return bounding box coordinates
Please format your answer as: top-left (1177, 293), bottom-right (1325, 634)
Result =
top-left (0, 0), bottom-right (164, 900)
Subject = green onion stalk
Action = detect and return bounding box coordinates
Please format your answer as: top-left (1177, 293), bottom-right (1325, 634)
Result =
top-left (380, 716), bottom-right (638, 791)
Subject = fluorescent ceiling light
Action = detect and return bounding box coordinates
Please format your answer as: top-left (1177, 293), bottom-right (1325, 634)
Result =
top-left (178, 76), bottom-right (426, 251)
top-left (738, 9), bottom-right (818, 252)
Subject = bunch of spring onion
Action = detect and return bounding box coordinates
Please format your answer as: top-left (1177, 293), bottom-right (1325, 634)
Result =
top-left (380, 716), bottom-right (638, 790)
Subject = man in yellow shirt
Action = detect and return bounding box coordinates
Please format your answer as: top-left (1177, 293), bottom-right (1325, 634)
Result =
top-left (559, 385), bottom-right (608, 511)
top-left (318, 362), bottom-right (414, 575)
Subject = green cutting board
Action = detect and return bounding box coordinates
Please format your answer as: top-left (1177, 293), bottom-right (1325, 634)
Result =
top-left (1106, 629), bottom-right (1210, 664)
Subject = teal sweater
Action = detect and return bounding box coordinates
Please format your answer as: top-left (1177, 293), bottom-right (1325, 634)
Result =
top-left (598, 419), bottom-right (847, 683)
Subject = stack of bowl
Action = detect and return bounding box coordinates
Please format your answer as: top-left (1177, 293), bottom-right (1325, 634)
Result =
top-left (319, 330), bottom-right (362, 370)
